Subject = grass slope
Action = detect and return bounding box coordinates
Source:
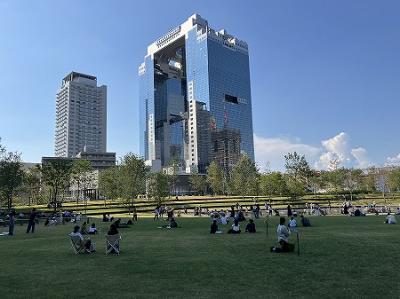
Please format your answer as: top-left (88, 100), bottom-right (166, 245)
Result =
top-left (0, 216), bottom-right (399, 298)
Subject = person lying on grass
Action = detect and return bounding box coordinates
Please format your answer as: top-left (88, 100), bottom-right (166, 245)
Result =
top-left (271, 217), bottom-right (294, 253)
top-left (385, 213), bottom-right (397, 224)
top-left (227, 219), bottom-right (241, 234)
top-left (70, 225), bottom-right (93, 253)
top-left (245, 219), bottom-right (256, 233)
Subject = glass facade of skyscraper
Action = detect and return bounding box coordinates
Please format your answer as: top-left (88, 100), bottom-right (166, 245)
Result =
top-left (139, 14), bottom-right (254, 173)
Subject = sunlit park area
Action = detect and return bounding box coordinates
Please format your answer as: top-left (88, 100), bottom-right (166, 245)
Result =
top-left (2, 0), bottom-right (400, 298)
top-left (1, 206), bottom-right (400, 298)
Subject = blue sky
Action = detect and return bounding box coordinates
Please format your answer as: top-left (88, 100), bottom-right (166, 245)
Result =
top-left (0, 0), bottom-right (399, 170)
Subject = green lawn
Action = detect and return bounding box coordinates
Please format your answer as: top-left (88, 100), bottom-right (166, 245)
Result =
top-left (0, 215), bottom-right (399, 298)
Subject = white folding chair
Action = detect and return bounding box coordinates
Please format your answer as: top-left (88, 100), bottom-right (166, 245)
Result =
top-left (69, 235), bottom-right (87, 254)
top-left (105, 234), bottom-right (121, 255)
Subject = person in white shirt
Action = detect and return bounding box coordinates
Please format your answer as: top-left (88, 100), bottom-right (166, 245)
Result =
top-left (227, 219), bottom-right (241, 234)
top-left (288, 216), bottom-right (297, 233)
top-left (69, 225), bottom-right (92, 252)
top-left (385, 213), bottom-right (397, 224)
top-left (271, 217), bottom-right (290, 253)
top-left (88, 223), bottom-right (98, 234)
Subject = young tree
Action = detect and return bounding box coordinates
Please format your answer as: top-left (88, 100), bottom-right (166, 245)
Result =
top-left (0, 151), bottom-right (24, 211)
top-left (120, 153), bottom-right (148, 213)
top-left (98, 166), bottom-right (124, 202)
top-left (189, 172), bottom-right (208, 195)
top-left (388, 167), bottom-right (400, 199)
top-left (71, 159), bottom-right (93, 204)
top-left (343, 168), bottom-right (363, 201)
top-left (206, 161), bottom-right (224, 195)
top-left (284, 152), bottom-right (312, 199)
top-left (230, 154), bottom-right (260, 196)
top-left (40, 158), bottom-right (73, 212)
top-left (260, 171), bottom-right (287, 198)
top-left (148, 172), bottom-right (169, 205)
top-left (23, 166), bottom-right (42, 206)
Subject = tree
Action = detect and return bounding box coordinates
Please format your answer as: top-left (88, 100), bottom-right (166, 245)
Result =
top-left (23, 166), bottom-right (42, 206)
top-left (98, 166), bottom-right (124, 202)
top-left (206, 161), bottom-right (224, 195)
top-left (148, 172), bottom-right (169, 205)
top-left (71, 159), bottom-right (93, 204)
top-left (327, 168), bottom-right (346, 198)
top-left (0, 151), bottom-right (24, 211)
top-left (189, 172), bottom-right (208, 195)
top-left (388, 167), bottom-right (400, 199)
top-left (284, 152), bottom-right (312, 199)
top-left (40, 158), bottom-right (73, 212)
top-left (343, 168), bottom-right (363, 201)
top-left (119, 153), bottom-right (148, 213)
top-left (260, 171), bottom-right (287, 198)
top-left (230, 155), bottom-right (260, 196)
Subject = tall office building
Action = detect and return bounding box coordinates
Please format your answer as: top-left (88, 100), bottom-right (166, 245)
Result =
top-left (55, 72), bottom-right (107, 157)
top-left (139, 14), bottom-right (254, 174)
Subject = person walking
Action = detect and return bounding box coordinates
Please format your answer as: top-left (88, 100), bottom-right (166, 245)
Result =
top-left (8, 210), bottom-right (16, 236)
top-left (26, 208), bottom-right (37, 233)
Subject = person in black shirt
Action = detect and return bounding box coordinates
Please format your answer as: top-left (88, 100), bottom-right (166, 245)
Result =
top-left (107, 224), bottom-right (119, 235)
top-left (245, 219), bottom-right (256, 233)
top-left (26, 208), bottom-right (37, 233)
top-left (210, 220), bottom-right (218, 234)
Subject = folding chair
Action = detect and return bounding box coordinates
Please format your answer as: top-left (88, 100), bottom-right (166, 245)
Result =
top-left (69, 235), bottom-right (87, 254)
top-left (105, 234), bottom-right (121, 255)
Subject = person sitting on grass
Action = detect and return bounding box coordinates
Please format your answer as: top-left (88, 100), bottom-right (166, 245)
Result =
top-left (385, 213), bottom-right (397, 224)
top-left (70, 225), bottom-right (93, 252)
top-left (228, 219), bottom-right (241, 234)
top-left (102, 213), bottom-right (109, 222)
top-left (245, 219), bottom-right (256, 233)
top-left (288, 216), bottom-right (297, 232)
top-left (210, 220), bottom-right (222, 234)
top-left (271, 217), bottom-right (292, 253)
top-left (88, 223), bottom-right (97, 234)
top-left (300, 215), bottom-right (311, 227)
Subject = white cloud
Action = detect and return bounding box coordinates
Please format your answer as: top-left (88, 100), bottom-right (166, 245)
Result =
top-left (351, 147), bottom-right (371, 168)
top-left (255, 132), bottom-right (372, 171)
top-left (315, 132), bottom-right (350, 169)
top-left (254, 134), bottom-right (321, 171)
top-left (385, 153), bottom-right (400, 166)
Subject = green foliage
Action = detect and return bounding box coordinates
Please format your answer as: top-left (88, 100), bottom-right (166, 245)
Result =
top-left (229, 154), bottom-right (260, 196)
top-left (260, 171), bottom-right (287, 197)
top-left (22, 166), bottom-right (41, 205)
top-left (148, 172), bottom-right (169, 205)
top-left (388, 167), bottom-right (400, 197)
top-left (284, 152), bottom-right (312, 199)
top-left (98, 166), bottom-right (124, 200)
top-left (40, 158), bottom-right (73, 211)
top-left (189, 172), bottom-right (208, 195)
top-left (119, 153), bottom-right (148, 199)
top-left (0, 150), bottom-right (24, 211)
top-left (206, 161), bottom-right (225, 195)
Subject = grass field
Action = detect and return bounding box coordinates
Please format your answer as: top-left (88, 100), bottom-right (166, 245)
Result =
top-left (0, 215), bottom-right (399, 298)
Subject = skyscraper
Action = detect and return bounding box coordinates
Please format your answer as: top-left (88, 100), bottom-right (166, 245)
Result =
top-left (139, 14), bottom-right (254, 174)
top-left (55, 72), bottom-right (107, 157)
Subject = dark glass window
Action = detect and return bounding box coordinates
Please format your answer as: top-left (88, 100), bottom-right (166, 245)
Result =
top-left (224, 94), bottom-right (238, 104)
